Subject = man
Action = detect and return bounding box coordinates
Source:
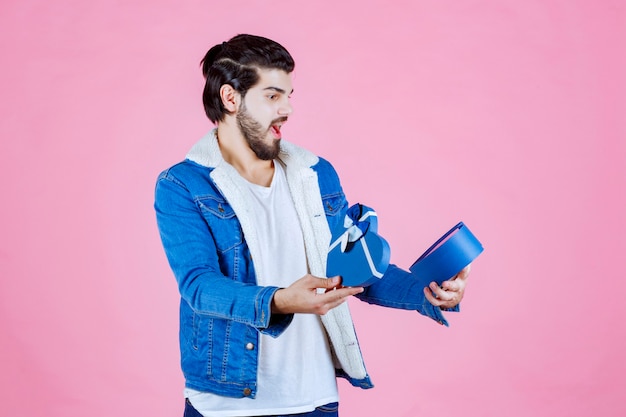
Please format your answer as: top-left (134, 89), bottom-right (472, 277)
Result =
top-left (154, 34), bottom-right (468, 417)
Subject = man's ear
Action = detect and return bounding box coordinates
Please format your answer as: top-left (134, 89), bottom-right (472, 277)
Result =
top-left (220, 84), bottom-right (240, 113)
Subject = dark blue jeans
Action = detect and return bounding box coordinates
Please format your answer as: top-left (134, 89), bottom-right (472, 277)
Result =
top-left (184, 398), bottom-right (339, 417)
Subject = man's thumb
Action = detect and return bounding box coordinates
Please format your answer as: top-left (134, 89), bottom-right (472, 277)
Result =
top-left (324, 276), bottom-right (341, 288)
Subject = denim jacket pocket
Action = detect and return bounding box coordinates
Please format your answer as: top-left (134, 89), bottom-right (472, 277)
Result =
top-left (196, 195), bottom-right (243, 253)
top-left (321, 193), bottom-right (345, 218)
top-left (321, 192), bottom-right (347, 234)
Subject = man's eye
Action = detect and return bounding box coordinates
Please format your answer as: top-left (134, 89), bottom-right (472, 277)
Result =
top-left (268, 94), bottom-right (277, 100)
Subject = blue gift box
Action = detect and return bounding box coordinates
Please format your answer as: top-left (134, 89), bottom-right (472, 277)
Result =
top-left (326, 204), bottom-right (391, 287)
top-left (409, 222), bottom-right (483, 284)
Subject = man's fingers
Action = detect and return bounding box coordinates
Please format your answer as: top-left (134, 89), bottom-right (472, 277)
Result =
top-left (321, 285), bottom-right (363, 301)
top-left (443, 266), bottom-right (470, 290)
top-left (275, 275), bottom-right (364, 315)
top-left (442, 279), bottom-right (462, 292)
top-left (313, 275), bottom-right (341, 290)
top-left (424, 266), bottom-right (470, 310)
top-left (424, 286), bottom-right (442, 306)
top-left (456, 264), bottom-right (471, 280)
top-left (324, 284), bottom-right (362, 298)
top-left (336, 286), bottom-right (364, 297)
top-left (429, 282), bottom-right (454, 301)
top-left (317, 286), bottom-right (363, 314)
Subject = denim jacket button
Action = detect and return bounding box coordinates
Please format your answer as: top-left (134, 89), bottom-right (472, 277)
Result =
top-left (243, 388), bottom-right (252, 396)
top-left (245, 342), bottom-right (255, 350)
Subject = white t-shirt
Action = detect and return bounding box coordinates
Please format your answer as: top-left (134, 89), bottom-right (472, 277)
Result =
top-left (185, 161), bottom-right (338, 416)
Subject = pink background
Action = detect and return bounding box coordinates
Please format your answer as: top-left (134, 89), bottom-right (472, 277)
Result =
top-left (1, 1), bottom-right (625, 416)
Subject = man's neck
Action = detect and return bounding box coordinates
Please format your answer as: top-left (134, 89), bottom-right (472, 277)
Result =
top-left (216, 124), bottom-right (275, 187)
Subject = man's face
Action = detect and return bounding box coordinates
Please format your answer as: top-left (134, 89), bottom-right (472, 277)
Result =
top-left (236, 68), bottom-right (293, 160)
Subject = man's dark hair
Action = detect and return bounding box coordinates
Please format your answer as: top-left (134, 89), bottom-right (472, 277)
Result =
top-left (200, 34), bottom-right (295, 123)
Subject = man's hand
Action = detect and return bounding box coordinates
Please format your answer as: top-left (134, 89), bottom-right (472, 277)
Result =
top-left (272, 274), bottom-right (364, 315)
top-left (423, 264), bottom-right (470, 309)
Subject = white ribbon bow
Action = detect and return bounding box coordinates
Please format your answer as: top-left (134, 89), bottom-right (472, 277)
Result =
top-left (329, 210), bottom-right (378, 253)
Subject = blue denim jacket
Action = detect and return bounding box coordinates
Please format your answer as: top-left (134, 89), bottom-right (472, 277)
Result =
top-left (154, 130), bottom-right (455, 399)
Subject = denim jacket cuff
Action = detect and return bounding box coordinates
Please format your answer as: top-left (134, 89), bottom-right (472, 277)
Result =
top-left (262, 313), bottom-right (294, 336)
top-left (424, 300), bottom-right (451, 327)
top-left (256, 286), bottom-right (294, 337)
top-left (441, 304), bottom-right (460, 313)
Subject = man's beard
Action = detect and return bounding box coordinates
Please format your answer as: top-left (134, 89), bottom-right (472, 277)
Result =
top-left (236, 102), bottom-right (284, 161)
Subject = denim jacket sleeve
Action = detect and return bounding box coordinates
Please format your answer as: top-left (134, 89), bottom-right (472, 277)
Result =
top-left (355, 264), bottom-right (459, 326)
top-left (154, 168), bottom-right (292, 337)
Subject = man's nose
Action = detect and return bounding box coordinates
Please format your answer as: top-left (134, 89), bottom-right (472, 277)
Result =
top-left (278, 99), bottom-right (293, 116)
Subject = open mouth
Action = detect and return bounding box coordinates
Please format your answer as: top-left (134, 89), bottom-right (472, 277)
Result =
top-left (270, 120), bottom-right (287, 139)
top-left (270, 124), bottom-right (282, 139)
